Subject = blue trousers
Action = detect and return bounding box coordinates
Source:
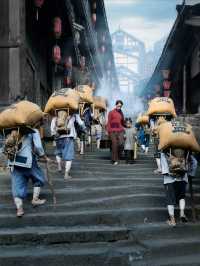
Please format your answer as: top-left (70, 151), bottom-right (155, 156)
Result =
top-left (11, 159), bottom-right (45, 199)
top-left (55, 137), bottom-right (74, 161)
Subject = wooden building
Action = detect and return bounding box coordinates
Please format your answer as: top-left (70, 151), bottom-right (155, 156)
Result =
top-left (145, 1), bottom-right (200, 115)
top-left (0, 0), bottom-right (118, 108)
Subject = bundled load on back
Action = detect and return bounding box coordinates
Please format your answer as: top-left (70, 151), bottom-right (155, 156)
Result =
top-left (0, 100), bottom-right (44, 162)
top-left (93, 96), bottom-right (107, 111)
top-left (93, 96), bottom-right (107, 120)
top-left (74, 85), bottom-right (94, 104)
top-left (136, 114), bottom-right (149, 125)
top-left (44, 88), bottom-right (80, 114)
top-left (158, 119), bottom-right (200, 152)
top-left (147, 97), bottom-right (176, 118)
top-left (0, 101), bottom-right (44, 130)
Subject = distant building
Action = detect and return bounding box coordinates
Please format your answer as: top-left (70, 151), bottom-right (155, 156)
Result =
top-left (112, 29), bottom-right (145, 94)
top-left (143, 37), bottom-right (166, 79)
top-left (112, 28), bottom-right (166, 97)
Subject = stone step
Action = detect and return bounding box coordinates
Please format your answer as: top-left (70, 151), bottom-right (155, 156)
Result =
top-left (1, 237), bottom-right (200, 266)
top-left (0, 207), bottom-right (197, 229)
top-left (0, 225), bottom-right (130, 246)
top-left (142, 237), bottom-right (200, 262)
top-left (0, 191), bottom-right (199, 209)
top-left (130, 222), bottom-right (200, 241)
top-left (0, 144), bottom-right (199, 266)
top-left (1, 181), bottom-right (200, 192)
top-left (0, 240), bottom-right (146, 266)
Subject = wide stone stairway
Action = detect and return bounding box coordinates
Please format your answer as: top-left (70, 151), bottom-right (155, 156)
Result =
top-left (0, 145), bottom-right (200, 266)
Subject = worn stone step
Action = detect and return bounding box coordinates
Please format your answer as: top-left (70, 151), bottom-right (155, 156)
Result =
top-left (130, 222), bottom-right (200, 241)
top-left (0, 207), bottom-right (197, 229)
top-left (142, 237), bottom-right (200, 262)
top-left (0, 225), bottom-right (130, 246)
top-left (0, 240), bottom-right (146, 266)
top-left (0, 191), bottom-right (199, 210)
top-left (133, 254), bottom-right (200, 266)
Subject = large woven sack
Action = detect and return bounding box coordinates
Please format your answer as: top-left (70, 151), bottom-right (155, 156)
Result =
top-left (136, 114), bottom-right (149, 125)
top-left (156, 116), bottom-right (167, 126)
top-left (147, 97), bottom-right (176, 117)
top-left (158, 120), bottom-right (200, 152)
top-left (44, 88), bottom-right (80, 113)
top-left (75, 85), bottom-right (93, 104)
top-left (0, 101), bottom-right (43, 129)
top-left (94, 96), bottom-right (107, 111)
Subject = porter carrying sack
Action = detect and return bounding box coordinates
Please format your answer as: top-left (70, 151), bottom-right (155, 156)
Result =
top-left (158, 120), bottom-right (200, 152)
top-left (147, 97), bottom-right (176, 118)
top-left (93, 96), bottom-right (107, 111)
top-left (136, 114), bottom-right (149, 125)
top-left (0, 101), bottom-right (44, 129)
top-left (75, 85), bottom-right (94, 104)
top-left (44, 88), bottom-right (80, 113)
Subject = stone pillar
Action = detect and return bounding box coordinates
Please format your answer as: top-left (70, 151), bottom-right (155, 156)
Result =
top-left (0, 0), bottom-right (25, 105)
top-left (0, 0), bottom-right (10, 105)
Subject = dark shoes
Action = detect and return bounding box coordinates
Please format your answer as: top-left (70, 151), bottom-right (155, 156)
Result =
top-left (180, 215), bottom-right (188, 223)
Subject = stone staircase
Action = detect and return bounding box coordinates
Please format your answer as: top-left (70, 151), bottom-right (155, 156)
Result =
top-left (0, 145), bottom-right (200, 266)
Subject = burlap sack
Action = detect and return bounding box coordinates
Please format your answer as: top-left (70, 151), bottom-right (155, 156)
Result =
top-left (136, 114), bottom-right (149, 125)
top-left (158, 120), bottom-right (200, 152)
top-left (0, 101), bottom-right (44, 129)
top-left (75, 85), bottom-right (94, 104)
top-left (44, 88), bottom-right (80, 113)
top-left (93, 96), bottom-right (107, 111)
top-left (147, 97), bottom-right (176, 117)
top-left (157, 116), bottom-right (167, 126)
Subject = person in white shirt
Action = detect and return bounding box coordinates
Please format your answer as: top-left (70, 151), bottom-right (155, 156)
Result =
top-left (160, 149), bottom-right (197, 226)
top-left (51, 110), bottom-right (84, 180)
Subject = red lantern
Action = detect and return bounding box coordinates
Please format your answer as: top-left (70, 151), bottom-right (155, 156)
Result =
top-left (34, 0), bottom-right (44, 20)
top-left (52, 45), bottom-right (61, 64)
top-left (34, 0), bottom-right (44, 8)
top-left (53, 17), bottom-right (62, 39)
top-left (64, 76), bottom-right (72, 87)
top-left (92, 13), bottom-right (96, 24)
top-left (163, 80), bottom-right (171, 90)
top-left (164, 90), bottom-right (171, 98)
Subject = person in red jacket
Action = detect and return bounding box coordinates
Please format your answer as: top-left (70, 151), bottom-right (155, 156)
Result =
top-left (107, 100), bottom-right (125, 165)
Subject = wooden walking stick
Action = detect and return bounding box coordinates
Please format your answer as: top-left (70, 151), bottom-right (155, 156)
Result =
top-left (188, 175), bottom-right (196, 222)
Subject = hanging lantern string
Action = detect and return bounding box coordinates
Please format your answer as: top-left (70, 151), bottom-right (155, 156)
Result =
top-left (34, 0), bottom-right (45, 21)
top-left (80, 0), bottom-right (102, 84)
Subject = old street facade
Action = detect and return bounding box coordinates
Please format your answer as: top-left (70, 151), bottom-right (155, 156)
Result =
top-left (0, 0), bottom-right (118, 108)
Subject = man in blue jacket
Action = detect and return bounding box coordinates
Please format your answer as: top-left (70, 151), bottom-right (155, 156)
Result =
top-left (6, 128), bottom-right (49, 217)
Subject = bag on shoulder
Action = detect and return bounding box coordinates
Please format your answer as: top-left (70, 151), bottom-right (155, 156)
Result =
top-left (56, 111), bottom-right (70, 136)
top-left (167, 149), bottom-right (189, 178)
top-left (3, 130), bottom-right (23, 161)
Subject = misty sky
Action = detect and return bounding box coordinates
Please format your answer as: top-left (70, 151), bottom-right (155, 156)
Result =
top-left (104, 0), bottom-right (183, 50)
